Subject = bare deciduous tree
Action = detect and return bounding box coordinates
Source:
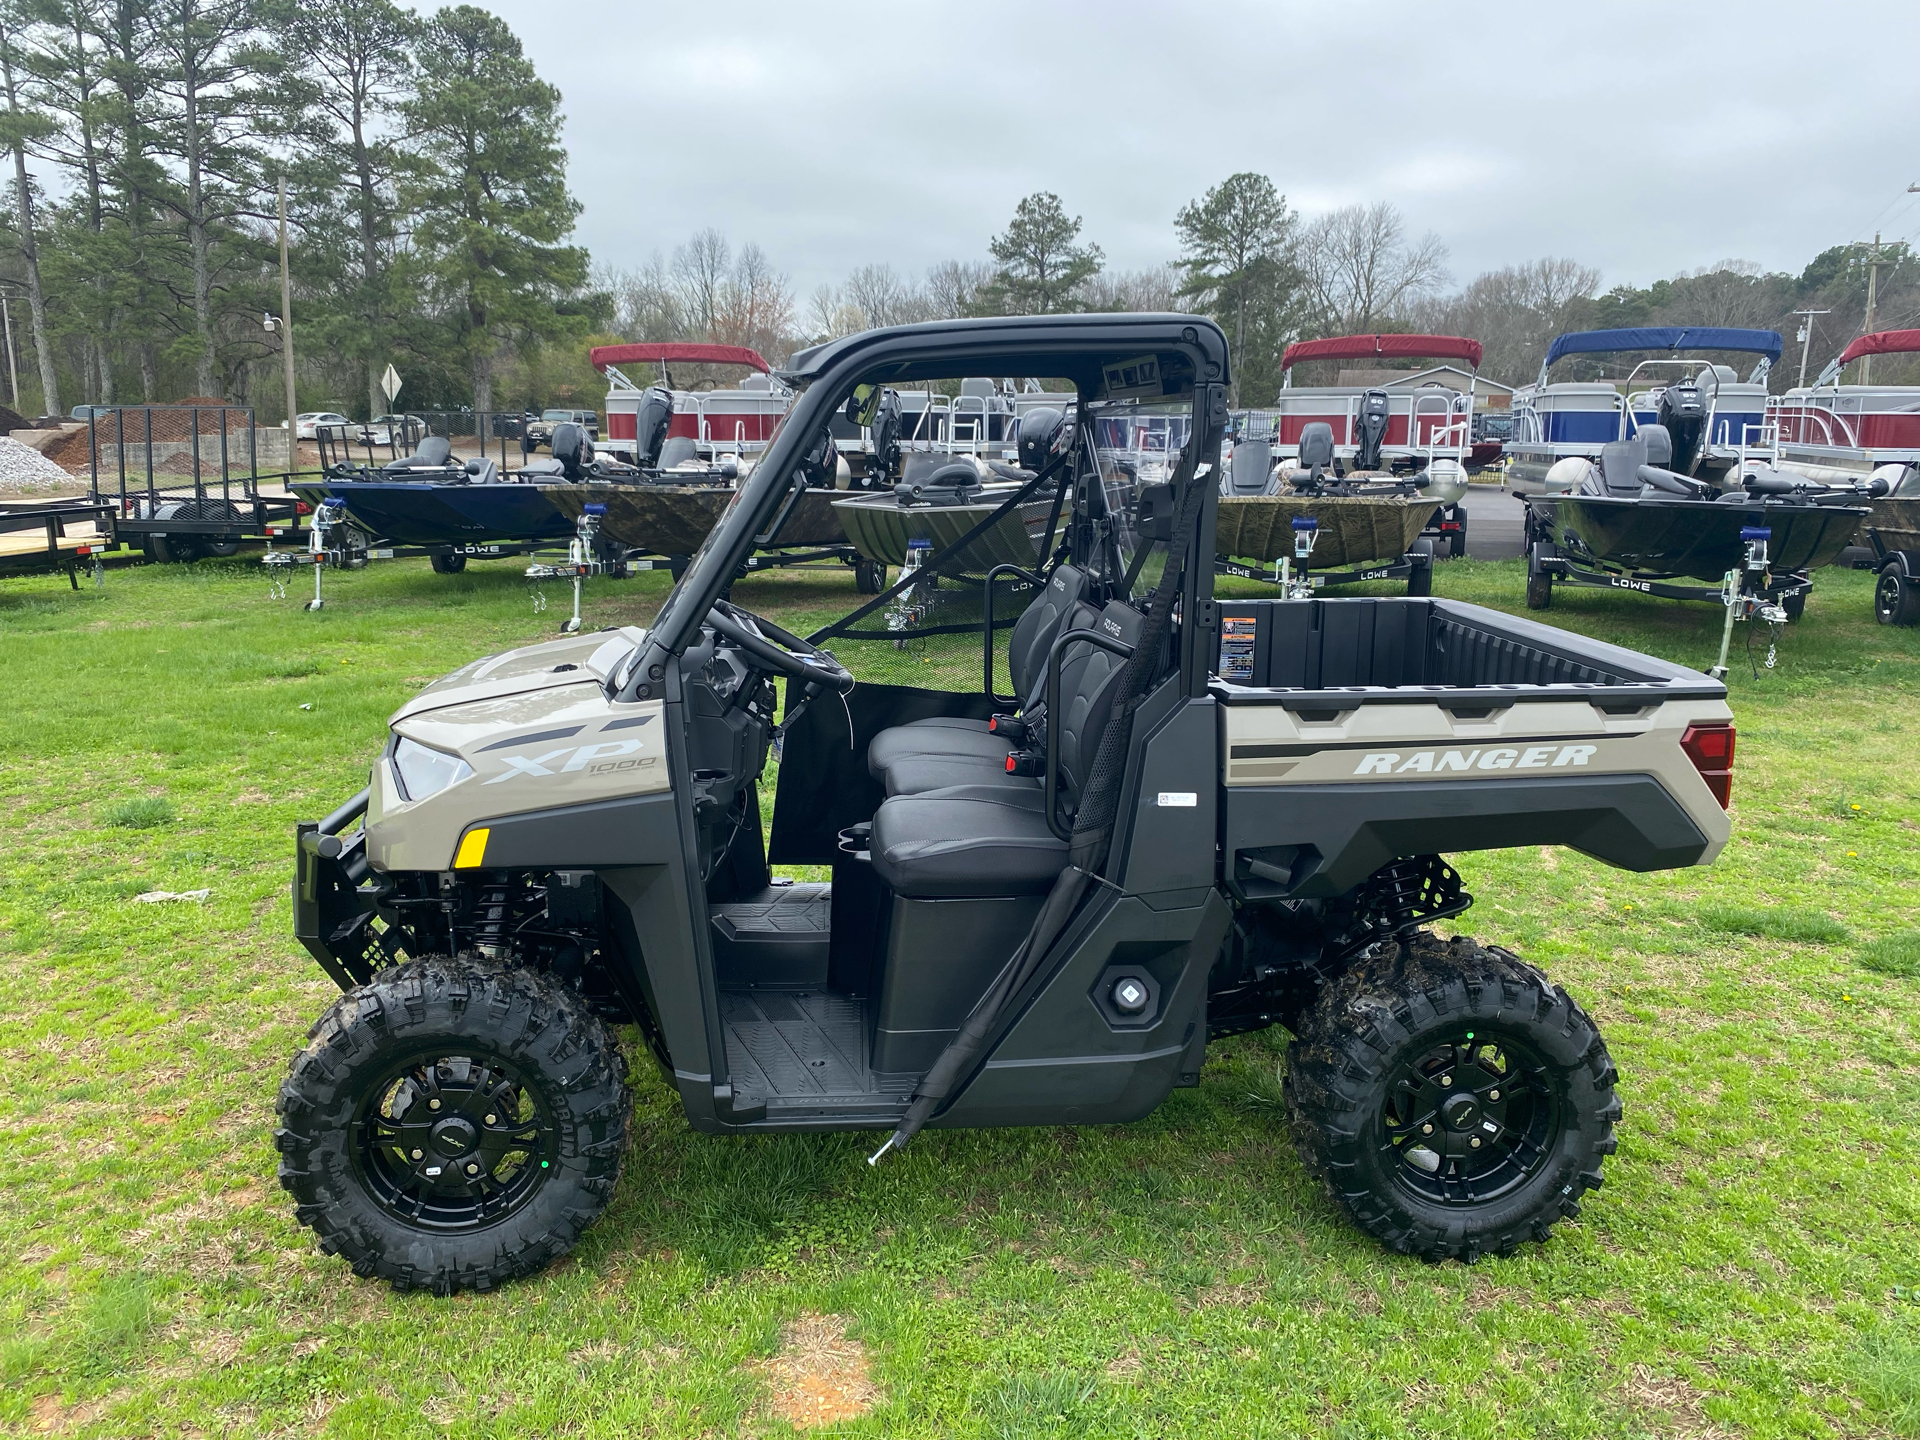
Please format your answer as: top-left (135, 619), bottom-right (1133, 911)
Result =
top-left (843, 262), bottom-right (925, 330)
top-left (1300, 202), bottom-right (1448, 335)
top-left (1081, 264), bottom-right (1181, 315)
top-left (714, 241), bottom-right (794, 360)
top-left (924, 258), bottom-right (991, 319)
top-left (1412, 256), bottom-right (1601, 384)
top-left (671, 227), bottom-right (730, 338)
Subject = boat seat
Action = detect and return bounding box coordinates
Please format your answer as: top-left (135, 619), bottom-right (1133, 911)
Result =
top-left (465, 457), bottom-right (499, 484)
top-left (1597, 435), bottom-right (1649, 497)
top-left (865, 565), bottom-right (1090, 781)
top-left (1228, 439), bottom-right (1276, 496)
top-left (1640, 424), bottom-right (1673, 466)
top-left (518, 458), bottom-right (565, 476)
top-left (869, 601), bottom-right (1142, 898)
top-left (383, 436), bottom-right (455, 474)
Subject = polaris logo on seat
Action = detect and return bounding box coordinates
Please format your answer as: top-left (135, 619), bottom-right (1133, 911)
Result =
top-left (1100, 617), bottom-right (1124, 638)
top-left (1352, 745), bottom-right (1597, 775)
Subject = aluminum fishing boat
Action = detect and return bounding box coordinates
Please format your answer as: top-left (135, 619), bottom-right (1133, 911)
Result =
top-left (1509, 327), bottom-right (1783, 487)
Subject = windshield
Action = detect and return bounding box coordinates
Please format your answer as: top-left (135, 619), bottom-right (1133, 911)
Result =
top-left (647, 404), bottom-right (800, 642)
top-left (1089, 398), bottom-right (1194, 599)
top-left (541, 409), bottom-right (572, 421)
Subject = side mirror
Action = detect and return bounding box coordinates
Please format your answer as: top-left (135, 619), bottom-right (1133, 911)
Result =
top-left (846, 384), bottom-right (883, 428)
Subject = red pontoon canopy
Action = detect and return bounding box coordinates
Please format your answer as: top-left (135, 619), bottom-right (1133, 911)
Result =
top-left (1280, 333), bottom-right (1483, 373)
top-left (1834, 329), bottom-right (1920, 368)
top-left (589, 342), bottom-right (771, 374)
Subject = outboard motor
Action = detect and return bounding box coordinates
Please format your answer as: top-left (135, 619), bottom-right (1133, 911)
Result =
top-left (631, 385), bottom-right (673, 468)
top-left (1655, 381), bottom-right (1707, 473)
top-left (1353, 389), bottom-right (1391, 472)
top-left (865, 388), bottom-right (903, 485)
top-left (1016, 405), bottom-right (1067, 472)
top-left (550, 422), bottom-right (593, 481)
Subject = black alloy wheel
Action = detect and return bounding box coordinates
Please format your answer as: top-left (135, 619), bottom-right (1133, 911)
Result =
top-left (351, 1051), bottom-right (556, 1231)
top-left (277, 956), bottom-right (629, 1293)
top-left (1876, 564), bottom-right (1918, 626)
top-left (1286, 933), bottom-right (1619, 1261)
top-left (1379, 1030), bottom-right (1560, 1208)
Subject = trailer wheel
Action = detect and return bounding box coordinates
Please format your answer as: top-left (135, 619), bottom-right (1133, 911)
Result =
top-left (1449, 505), bottom-right (1468, 559)
top-left (1405, 541), bottom-right (1433, 597)
top-left (145, 532), bottom-right (201, 564)
top-left (276, 955), bottom-right (630, 1295)
top-left (430, 553), bottom-right (468, 575)
top-left (1876, 563), bottom-right (1919, 626)
top-left (854, 558), bottom-right (885, 594)
top-left (1780, 588), bottom-right (1806, 623)
top-left (1285, 934), bottom-right (1619, 1262)
top-left (1525, 567), bottom-right (1553, 610)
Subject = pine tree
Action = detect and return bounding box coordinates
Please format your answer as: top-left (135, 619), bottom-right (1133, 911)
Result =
top-left (984, 192), bottom-right (1101, 315)
top-left (1174, 173), bottom-right (1300, 407)
top-left (401, 4), bottom-right (585, 415)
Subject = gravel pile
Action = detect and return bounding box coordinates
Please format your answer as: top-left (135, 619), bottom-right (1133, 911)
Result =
top-left (0, 434), bottom-right (81, 495)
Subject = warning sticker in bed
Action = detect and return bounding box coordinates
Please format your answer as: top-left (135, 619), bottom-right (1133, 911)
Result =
top-left (1157, 792), bottom-right (1197, 807)
top-left (1218, 614), bottom-right (1258, 683)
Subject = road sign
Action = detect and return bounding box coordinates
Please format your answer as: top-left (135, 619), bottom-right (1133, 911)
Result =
top-left (381, 365), bottom-right (402, 405)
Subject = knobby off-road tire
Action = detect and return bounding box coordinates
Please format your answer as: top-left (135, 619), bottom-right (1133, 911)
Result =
top-left (276, 956), bottom-right (630, 1294)
top-left (1285, 933), bottom-right (1619, 1262)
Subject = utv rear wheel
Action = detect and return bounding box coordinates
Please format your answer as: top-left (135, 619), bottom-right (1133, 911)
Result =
top-left (276, 956), bottom-right (629, 1294)
top-left (1285, 934), bottom-right (1618, 1262)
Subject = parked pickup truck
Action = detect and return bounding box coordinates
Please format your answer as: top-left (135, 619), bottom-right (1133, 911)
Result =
top-left (274, 314), bottom-right (1735, 1296)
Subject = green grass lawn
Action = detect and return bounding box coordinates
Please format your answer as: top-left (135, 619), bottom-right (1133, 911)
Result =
top-left (1, 550), bottom-right (1917, 1438)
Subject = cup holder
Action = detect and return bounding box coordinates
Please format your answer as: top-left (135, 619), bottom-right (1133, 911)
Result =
top-left (836, 822), bottom-right (872, 861)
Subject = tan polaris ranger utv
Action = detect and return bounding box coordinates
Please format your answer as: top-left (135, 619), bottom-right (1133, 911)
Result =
top-left (278, 315), bottom-right (1737, 1293)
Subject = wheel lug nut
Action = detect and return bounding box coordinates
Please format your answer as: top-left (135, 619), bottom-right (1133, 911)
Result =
top-left (1421, 1123), bottom-right (1434, 1135)
top-left (1470, 1137), bottom-right (1482, 1148)
top-left (485, 1114), bottom-right (497, 1125)
top-left (465, 1163), bottom-right (479, 1175)
top-left (410, 1149), bottom-right (423, 1160)
top-left (1440, 1074), bottom-right (1453, 1087)
top-left (1488, 1089), bottom-right (1501, 1101)
top-left (428, 1098), bottom-right (441, 1110)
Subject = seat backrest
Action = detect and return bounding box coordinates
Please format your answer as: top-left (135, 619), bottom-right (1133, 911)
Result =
top-left (1298, 422), bottom-right (1336, 472)
top-left (1639, 422), bottom-right (1673, 467)
top-left (1228, 439), bottom-right (1274, 496)
top-left (386, 434), bottom-right (453, 472)
top-left (1009, 564), bottom-right (1088, 705)
top-left (465, 456), bottom-right (499, 484)
top-left (1598, 434), bottom-right (1648, 497)
top-left (658, 435), bottom-right (699, 469)
top-left (1056, 600), bottom-right (1144, 808)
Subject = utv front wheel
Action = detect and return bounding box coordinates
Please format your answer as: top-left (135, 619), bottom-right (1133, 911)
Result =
top-left (1285, 934), bottom-right (1618, 1262)
top-left (276, 956), bottom-right (630, 1293)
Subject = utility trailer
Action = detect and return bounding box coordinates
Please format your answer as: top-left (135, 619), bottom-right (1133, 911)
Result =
top-left (87, 405), bottom-right (305, 561)
top-left (0, 498), bottom-right (122, 584)
top-left (273, 315), bottom-right (1736, 1294)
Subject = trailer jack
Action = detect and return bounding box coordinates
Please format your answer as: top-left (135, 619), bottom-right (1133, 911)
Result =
top-left (1709, 527), bottom-right (1790, 679)
top-left (525, 504), bottom-right (618, 633)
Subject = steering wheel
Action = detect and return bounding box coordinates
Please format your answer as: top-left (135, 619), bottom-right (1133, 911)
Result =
top-left (706, 600), bottom-right (855, 694)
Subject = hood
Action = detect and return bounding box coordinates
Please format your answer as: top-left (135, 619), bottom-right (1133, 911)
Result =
top-left (391, 627), bottom-right (645, 725)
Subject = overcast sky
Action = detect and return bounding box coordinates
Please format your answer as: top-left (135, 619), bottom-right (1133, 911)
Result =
top-left (478, 0), bottom-right (1919, 299)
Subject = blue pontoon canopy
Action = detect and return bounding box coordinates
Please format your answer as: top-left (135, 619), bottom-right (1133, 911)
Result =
top-left (1544, 327), bottom-right (1784, 370)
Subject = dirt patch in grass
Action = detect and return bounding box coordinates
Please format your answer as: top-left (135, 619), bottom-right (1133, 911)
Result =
top-left (750, 1313), bottom-right (879, 1429)
top-left (1624, 1364), bottom-right (1726, 1438)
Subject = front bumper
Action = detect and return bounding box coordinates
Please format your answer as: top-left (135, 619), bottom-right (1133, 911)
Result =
top-left (294, 787), bottom-right (388, 991)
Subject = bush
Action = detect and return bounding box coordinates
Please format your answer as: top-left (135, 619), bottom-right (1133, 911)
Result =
top-left (1699, 903), bottom-right (1849, 945)
top-left (1859, 932), bottom-right (1920, 978)
top-left (106, 796), bottom-right (177, 829)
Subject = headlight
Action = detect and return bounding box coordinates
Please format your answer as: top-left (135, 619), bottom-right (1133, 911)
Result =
top-left (391, 735), bottom-right (472, 801)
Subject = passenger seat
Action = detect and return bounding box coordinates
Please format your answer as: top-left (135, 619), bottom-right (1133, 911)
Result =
top-left (865, 564), bottom-right (1089, 780)
top-left (867, 600), bottom-right (1144, 898)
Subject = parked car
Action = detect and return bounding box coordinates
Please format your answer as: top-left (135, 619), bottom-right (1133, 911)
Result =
top-left (526, 408), bottom-right (599, 447)
top-left (294, 411), bottom-right (353, 441)
top-left (358, 413), bottom-right (426, 448)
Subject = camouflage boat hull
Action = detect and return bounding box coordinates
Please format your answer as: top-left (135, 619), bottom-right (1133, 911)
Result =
top-left (1868, 497), bottom-right (1920, 554)
top-left (1216, 495), bottom-right (1441, 567)
top-left (545, 484), bottom-right (847, 555)
top-left (832, 486), bottom-right (1057, 569)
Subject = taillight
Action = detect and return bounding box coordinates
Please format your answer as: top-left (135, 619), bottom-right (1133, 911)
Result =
top-left (295, 500), bottom-right (313, 515)
top-left (1680, 721), bottom-right (1735, 809)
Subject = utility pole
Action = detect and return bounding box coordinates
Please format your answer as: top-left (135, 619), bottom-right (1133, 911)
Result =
top-left (1791, 308), bottom-right (1830, 389)
top-left (277, 177), bottom-right (298, 454)
top-left (1861, 233), bottom-right (1882, 384)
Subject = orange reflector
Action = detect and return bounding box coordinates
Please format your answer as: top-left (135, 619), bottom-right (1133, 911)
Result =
top-left (453, 827), bottom-right (491, 868)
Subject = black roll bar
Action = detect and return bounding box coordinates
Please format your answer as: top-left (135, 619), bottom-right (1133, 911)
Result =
top-left (981, 562), bottom-right (1044, 705)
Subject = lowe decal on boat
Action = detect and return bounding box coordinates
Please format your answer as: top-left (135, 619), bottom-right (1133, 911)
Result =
top-left (1352, 745), bottom-right (1597, 776)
